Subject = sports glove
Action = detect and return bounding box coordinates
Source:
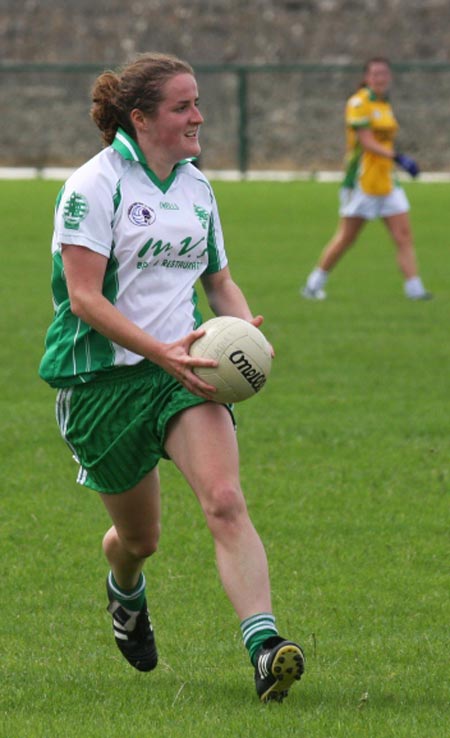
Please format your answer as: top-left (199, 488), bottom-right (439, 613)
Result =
top-left (394, 153), bottom-right (420, 178)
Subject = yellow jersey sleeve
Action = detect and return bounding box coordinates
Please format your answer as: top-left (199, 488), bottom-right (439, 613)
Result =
top-left (346, 90), bottom-right (371, 129)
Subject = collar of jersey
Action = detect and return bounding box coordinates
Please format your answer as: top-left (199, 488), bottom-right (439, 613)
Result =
top-left (112, 127), bottom-right (195, 193)
top-left (366, 86), bottom-right (389, 102)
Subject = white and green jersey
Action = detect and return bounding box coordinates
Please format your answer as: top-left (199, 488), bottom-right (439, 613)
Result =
top-left (39, 128), bottom-right (227, 387)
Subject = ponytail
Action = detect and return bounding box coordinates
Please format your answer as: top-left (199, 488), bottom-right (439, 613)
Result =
top-left (91, 71), bottom-right (132, 145)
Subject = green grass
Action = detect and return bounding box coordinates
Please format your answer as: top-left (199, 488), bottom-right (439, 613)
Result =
top-left (0, 179), bottom-right (448, 737)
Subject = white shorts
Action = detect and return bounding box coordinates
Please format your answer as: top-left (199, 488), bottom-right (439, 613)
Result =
top-left (339, 186), bottom-right (410, 220)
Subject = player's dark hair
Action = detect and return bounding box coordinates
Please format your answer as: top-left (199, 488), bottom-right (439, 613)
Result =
top-left (90, 52), bottom-right (194, 146)
top-left (359, 56), bottom-right (391, 89)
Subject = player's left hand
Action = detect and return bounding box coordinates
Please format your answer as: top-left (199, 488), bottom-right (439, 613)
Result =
top-left (250, 315), bottom-right (275, 358)
top-left (394, 153), bottom-right (420, 178)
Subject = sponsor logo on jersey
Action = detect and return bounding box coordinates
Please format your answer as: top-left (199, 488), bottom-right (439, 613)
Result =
top-left (160, 201), bottom-right (180, 210)
top-left (63, 192), bottom-right (89, 230)
top-left (128, 202), bottom-right (156, 226)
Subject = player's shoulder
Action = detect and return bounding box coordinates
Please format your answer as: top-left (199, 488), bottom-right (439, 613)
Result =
top-left (177, 160), bottom-right (214, 197)
top-left (69, 146), bottom-right (130, 184)
top-left (60, 147), bottom-right (129, 201)
top-left (178, 159), bottom-right (208, 181)
top-left (347, 86), bottom-right (371, 110)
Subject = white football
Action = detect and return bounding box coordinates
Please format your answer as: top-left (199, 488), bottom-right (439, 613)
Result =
top-left (189, 316), bottom-right (272, 403)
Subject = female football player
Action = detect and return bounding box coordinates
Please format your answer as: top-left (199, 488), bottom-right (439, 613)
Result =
top-left (39, 52), bottom-right (304, 702)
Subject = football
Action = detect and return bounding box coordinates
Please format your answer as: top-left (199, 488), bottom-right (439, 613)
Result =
top-left (189, 316), bottom-right (272, 403)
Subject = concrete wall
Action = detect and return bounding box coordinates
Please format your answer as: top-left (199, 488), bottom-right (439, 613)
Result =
top-left (2, 0), bottom-right (450, 170)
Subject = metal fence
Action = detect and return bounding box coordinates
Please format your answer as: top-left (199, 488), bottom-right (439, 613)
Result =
top-left (1, 61), bottom-right (449, 172)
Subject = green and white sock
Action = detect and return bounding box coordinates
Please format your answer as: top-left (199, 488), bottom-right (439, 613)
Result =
top-left (240, 613), bottom-right (278, 665)
top-left (108, 571), bottom-right (146, 612)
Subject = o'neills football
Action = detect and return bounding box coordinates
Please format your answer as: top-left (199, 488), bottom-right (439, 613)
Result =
top-left (189, 316), bottom-right (272, 403)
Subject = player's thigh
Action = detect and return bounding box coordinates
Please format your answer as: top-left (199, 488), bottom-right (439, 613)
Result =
top-left (383, 211), bottom-right (413, 247)
top-left (99, 467), bottom-right (162, 543)
top-left (165, 402), bottom-right (242, 505)
top-left (336, 216), bottom-right (366, 244)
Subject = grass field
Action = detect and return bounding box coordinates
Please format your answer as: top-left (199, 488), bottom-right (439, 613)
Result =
top-left (0, 179), bottom-right (448, 737)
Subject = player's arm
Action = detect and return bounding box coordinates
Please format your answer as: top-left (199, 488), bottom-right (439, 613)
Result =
top-left (202, 267), bottom-right (274, 355)
top-left (61, 244), bottom-right (217, 396)
top-left (357, 128), bottom-right (420, 176)
top-left (201, 266), bottom-right (262, 328)
top-left (62, 244), bottom-right (167, 361)
top-left (356, 127), bottom-right (395, 159)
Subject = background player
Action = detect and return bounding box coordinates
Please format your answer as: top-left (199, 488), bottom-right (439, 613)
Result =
top-left (302, 56), bottom-right (431, 301)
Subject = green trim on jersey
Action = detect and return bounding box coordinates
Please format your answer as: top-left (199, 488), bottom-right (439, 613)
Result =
top-left (112, 128), bottom-right (180, 194)
top-left (112, 129), bottom-right (146, 164)
top-left (365, 86), bottom-right (389, 103)
top-left (192, 288), bottom-right (203, 329)
top-left (343, 147), bottom-right (362, 188)
top-left (39, 252), bottom-right (118, 387)
top-left (55, 184), bottom-right (65, 210)
top-left (143, 166), bottom-right (177, 194)
top-left (205, 209), bottom-right (222, 273)
top-left (113, 181), bottom-right (122, 212)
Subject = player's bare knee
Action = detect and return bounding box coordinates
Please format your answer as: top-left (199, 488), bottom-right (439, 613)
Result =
top-left (123, 528), bottom-right (160, 559)
top-left (130, 539), bottom-right (158, 560)
top-left (202, 483), bottom-right (247, 528)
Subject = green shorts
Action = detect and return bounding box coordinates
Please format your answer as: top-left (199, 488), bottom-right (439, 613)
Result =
top-left (55, 360), bottom-right (208, 494)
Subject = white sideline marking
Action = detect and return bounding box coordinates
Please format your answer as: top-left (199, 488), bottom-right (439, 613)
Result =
top-left (1, 167), bottom-right (450, 183)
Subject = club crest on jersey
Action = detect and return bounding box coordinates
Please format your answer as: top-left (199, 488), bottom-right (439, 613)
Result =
top-left (128, 202), bottom-right (156, 226)
top-left (63, 192), bottom-right (89, 230)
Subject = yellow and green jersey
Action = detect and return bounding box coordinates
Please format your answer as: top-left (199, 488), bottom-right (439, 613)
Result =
top-left (343, 86), bottom-right (399, 196)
